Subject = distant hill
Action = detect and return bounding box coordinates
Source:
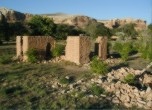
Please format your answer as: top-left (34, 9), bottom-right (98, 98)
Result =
top-left (0, 7), bottom-right (147, 30)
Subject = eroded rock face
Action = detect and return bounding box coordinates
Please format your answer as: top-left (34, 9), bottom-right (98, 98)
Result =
top-left (0, 7), bottom-right (32, 22)
top-left (99, 18), bottom-right (147, 30)
top-left (47, 15), bottom-right (97, 28)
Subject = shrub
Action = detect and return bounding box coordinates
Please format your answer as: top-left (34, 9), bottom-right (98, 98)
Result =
top-left (52, 44), bottom-right (65, 57)
top-left (138, 29), bottom-right (152, 61)
top-left (123, 73), bottom-right (135, 84)
top-left (0, 54), bottom-right (12, 64)
top-left (26, 48), bottom-right (38, 63)
top-left (59, 76), bottom-right (75, 84)
top-left (90, 84), bottom-right (105, 96)
top-left (139, 43), bottom-right (152, 61)
top-left (113, 41), bottom-right (132, 61)
top-left (90, 57), bottom-right (108, 75)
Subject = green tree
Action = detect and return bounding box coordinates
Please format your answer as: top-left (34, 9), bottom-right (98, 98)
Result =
top-left (55, 24), bottom-right (85, 40)
top-left (85, 22), bottom-right (111, 39)
top-left (0, 16), bottom-right (9, 41)
top-left (28, 15), bottom-right (56, 36)
top-left (9, 22), bottom-right (28, 39)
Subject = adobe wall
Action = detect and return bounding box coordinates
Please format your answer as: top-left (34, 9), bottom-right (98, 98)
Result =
top-left (65, 36), bottom-right (91, 64)
top-left (95, 36), bottom-right (108, 60)
top-left (16, 36), bottom-right (55, 61)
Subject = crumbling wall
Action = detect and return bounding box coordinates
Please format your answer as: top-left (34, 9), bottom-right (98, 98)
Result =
top-left (95, 36), bottom-right (108, 60)
top-left (65, 36), bottom-right (91, 64)
top-left (16, 36), bottom-right (55, 61)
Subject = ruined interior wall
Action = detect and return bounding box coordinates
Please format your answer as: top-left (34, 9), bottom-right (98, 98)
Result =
top-left (65, 36), bottom-right (91, 64)
top-left (79, 37), bottom-right (91, 64)
top-left (65, 36), bottom-right (80, 64)
top-left (27, 36), bottom-right (55, 50)
top-left (97, 36), bottom-right (108, 60)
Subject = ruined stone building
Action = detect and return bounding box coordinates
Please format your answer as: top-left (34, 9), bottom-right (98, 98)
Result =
top-left (16, 36), bottom-right (55, 61)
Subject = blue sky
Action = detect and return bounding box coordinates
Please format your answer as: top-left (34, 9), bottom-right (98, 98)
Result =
top-left (0, 0), bottom-right (151, 24)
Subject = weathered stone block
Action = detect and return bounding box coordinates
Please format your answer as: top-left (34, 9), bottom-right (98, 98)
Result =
top-left (65, 36), bottom-right (91, 64)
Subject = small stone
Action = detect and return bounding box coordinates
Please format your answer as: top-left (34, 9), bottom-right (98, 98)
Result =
top-left (137, 102), bottom-right (144, 108)
top-left (61, 90), bottom-right (66, 94)
top-left (134, 88), bottom-right (139, 93)
top-left (89, 95), bottom-right (94, 98)
top-left (147, 101), bottom-right (152, 107)
top-left (112, 97), bottom-right (120, 104)
top-left (134, 92), bottom-right (140, 97)
top-left (65, 76), bottom-right (70, 79)
top-left (137, 100), bottom-right (146, 105)
top-left (52, 85), bottom-right (56, 88)
top-left (77, 80), bottom-right (82, 84)
top-left (140, 91), bottom-right (145, 96)
top-left (100, 94), bottom-right (106, 97)
top-left (115, 91), bottom-right (120, 97)
top-left (146, 86), bottom-right (151, 93)
top-left (69, 84), bottom-right (74, 89)
top-left (124, 102), bottom-right (132, 108)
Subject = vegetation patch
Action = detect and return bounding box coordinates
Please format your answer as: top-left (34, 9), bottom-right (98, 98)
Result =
top-left (90, 57), bottom-right (108, 75)
top-left (123, 73), bottom-right (135, 85)
top-left (52, 44), bottom-right (65, 57)
top-left (90, 84), bottom-right (105, 96)
top-left (113, 41), bottom-right (133, 61)
top-left (26, 48), bottom-right (38, 63)
top-left (0, 54), bottom-right (12, 64)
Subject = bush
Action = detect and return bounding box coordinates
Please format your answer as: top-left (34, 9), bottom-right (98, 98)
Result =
top-left (59, 76), bottom-right (75, 84)
top-left (138, 29), bottom-right (152, 61)
top-left (26, 48), bottom-right (38, 63)
top-left (90, 84), bottom-right (105, 96)
top-left (90, 57), bottom-right (108, 75)
top-left (113, 41), bottom-right (132, 61)
top-left (123, 73), bottom-right (135, 84)
top-left (52, 44), bottom-right (65, 57)
top-left (0, 54), bottom-right (12, 64)
top-left (139, 43), bottom-right (152, 61)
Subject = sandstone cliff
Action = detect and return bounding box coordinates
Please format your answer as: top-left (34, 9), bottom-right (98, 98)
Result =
top-left (99, 18), bottom-right (147, 30)
top-left (0, 7), bottom-right (32, 22)
top-left (44, 14), bottom-right (97, 28)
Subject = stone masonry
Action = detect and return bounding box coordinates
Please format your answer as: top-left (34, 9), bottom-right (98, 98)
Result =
top-left (95, 36), bottom-right (108, 60)
top-left (65, 36), bottom-right (91, 64)
top-left (16, 36), bottom-right (55, 61)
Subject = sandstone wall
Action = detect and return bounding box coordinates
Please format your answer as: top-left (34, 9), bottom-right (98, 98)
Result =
top-left (95, 36), bottom-right (108, 60)
top-left (65, 36), bottom-right (91, 64)
top-left (16, 36), bottom-right (22, 57)
top-left (16, 36), bottom-right (55, 61)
